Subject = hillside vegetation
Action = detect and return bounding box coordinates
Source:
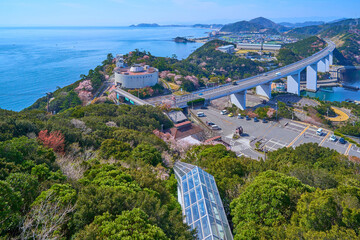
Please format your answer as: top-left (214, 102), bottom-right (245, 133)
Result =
top-left (276, 36), bottom-right (326, 65)
top-left (286, 18), bottom-right (360, 65)
top-left (2, 102), bottom-right (360, 239)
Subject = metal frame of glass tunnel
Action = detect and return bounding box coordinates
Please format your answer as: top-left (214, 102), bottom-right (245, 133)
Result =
top-left (174, 161), bottom-right (233, 240)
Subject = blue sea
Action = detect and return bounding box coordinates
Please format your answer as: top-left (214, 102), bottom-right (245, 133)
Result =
top-left (303, 70), bottom-right (360, 102)
top-left (0, 27), bottom-right (207, 111)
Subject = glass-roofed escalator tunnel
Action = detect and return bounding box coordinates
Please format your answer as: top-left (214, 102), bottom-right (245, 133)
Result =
top-left (174, 161), bottom-right (233, 240)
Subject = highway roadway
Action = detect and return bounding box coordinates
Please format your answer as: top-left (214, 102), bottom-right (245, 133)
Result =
top-left (175, 41), bottom-right (336, 107)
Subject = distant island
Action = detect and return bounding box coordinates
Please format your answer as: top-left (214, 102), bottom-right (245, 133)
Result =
top-left (173, 37), bottom-right (195, 43)
top-left (129, 23), bottom-right (160, 27)
top-left (129, 23), bottom-right (223, 29)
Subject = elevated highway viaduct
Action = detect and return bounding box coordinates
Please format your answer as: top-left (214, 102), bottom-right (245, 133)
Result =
top-left (175, 41), bottom-right (336, 110)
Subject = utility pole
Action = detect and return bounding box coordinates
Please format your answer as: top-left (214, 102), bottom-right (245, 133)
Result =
top-left (327, 108), bottom-right (329, 118)
top-left (275, 102), bottom-right (278, 121)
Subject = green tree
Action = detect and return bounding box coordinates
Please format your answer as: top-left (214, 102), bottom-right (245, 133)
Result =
top-left (76, 209), bottom-right (169, 240)
top-left (231, 171), bottom-right (314, 239)
top-left (132, 143), bottom-right (162, 166)
top-left (6, 172), bottom-right (39, 211)
top-left (99, 139), bottom-right (132, 160)
top-left (0, 181), bottom-right (22, 235)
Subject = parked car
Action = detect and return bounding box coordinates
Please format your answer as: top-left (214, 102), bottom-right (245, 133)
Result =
top-left (200, 106), bottom-right (207, 109)
top-left (207, 121), bottom-right (215, 126)
top-left (262, 118), bottom-right (268, 123)
top-left (237, 114), bottom-right (243, 119)
top-left (245, 115), bottom-right (250, 121)
top-left (261, 100), bottom-right (267, 104)
top-left (221, 110), bottom-right (228, 115)
top-left (197, 112), bottom-right (205, 117)
top-left (211, 125), bottom-right (221, 130)
top-left (316, 128), bottom-right (323, 136)
top-left (329, 135), bottom-right (337, 142)
top-left (254, 117), bottom-right (259, 122)
top-left (339, 137), bottom-right (346, 144)
top-left (228, 113), bottom-right (234, 117)
top-left (232, 81), bottom-right (238, 85)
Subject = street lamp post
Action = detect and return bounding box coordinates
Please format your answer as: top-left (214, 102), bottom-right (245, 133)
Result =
top-left (275, 102), bottom-right (278, 121)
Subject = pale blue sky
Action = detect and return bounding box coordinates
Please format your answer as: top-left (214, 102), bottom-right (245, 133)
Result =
top-left (0, 0), bottom-right (359, 26)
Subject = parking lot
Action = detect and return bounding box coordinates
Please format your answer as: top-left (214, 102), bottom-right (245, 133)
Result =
top-left (194, 107), bottom-right (360, 160)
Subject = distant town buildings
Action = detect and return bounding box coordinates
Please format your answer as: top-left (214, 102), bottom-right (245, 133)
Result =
top-left (237, 43), bottom-right (281, 51)
top-left (174, 161), bottom-right (233, 240)
top-left (217, 45), bottom-right (235, 54)
top-left (114, 55), bottom-right (159, 89)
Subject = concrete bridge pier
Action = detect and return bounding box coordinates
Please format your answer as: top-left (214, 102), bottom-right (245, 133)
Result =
top-left (230, 90), bottom-right (247, 110)
top-left (325, 56), bottom-right (330, 72)
top-left (306, 63), bottom-right (318, 91)
top-left (256, 81), bottom-right (272, 98)
top-left (329, 52), bottom-right (333, 66)
top-left (287, 72), bottom-right (301, 95)
top-left (317, 58), bottom-right (326, 73)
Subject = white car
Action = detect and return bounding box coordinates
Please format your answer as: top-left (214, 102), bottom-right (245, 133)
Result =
top-left (197, 112), bottom-right (205, 117)
top-left (316, 128), bottom-right (323, 136)
top-left (220, 110), bottom-right (228, 115)
top-left (329, 135), bottom-right (337, 142)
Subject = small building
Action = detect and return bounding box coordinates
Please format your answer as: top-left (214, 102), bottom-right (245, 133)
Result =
top-left (167, 110), bottom-right (188, 124)
top-left (217, 45), bottom-right (235, 54)
top-left (174, 161), bottom-right (233, 240)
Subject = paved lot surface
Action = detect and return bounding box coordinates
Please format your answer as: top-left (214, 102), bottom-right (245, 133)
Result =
top-left (195, 107), bottom-right (360, 160)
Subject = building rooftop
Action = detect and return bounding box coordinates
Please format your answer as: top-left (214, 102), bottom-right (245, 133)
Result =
top-left (174, 162), bottom-right (233, 240)
top-left (167, 110), bottom-right (188, 124)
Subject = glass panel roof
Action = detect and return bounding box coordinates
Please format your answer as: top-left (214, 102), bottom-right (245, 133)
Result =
top-left (174, 162), bottom-right (233, 240)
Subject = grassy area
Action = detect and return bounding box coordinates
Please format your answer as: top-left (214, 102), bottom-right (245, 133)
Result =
top-left (173, 90), bottom-right (189, 96)
top-left (168, 82), bottom-right (180, 91)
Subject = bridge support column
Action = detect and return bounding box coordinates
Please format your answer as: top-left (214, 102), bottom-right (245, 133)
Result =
top-left (317, 58), bottom-right (326, 73)
top-left (306, 63), bottom-right (318, 91)
top-left (325, 56), bottom-right (330, 72)
top-left (329, 52), bottom-right (333, 66)
top-left (256, 82), bottom-right (272, 98)
top-left (287, 72), bottom-right (300, 95)
top-left (230, 90), bottom-right (246, 110)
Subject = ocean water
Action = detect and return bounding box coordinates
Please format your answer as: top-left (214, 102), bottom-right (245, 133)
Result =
top-left (0, 27), bottom-right (207, 111)
top-left (303, 70), bottom-right (360, 102)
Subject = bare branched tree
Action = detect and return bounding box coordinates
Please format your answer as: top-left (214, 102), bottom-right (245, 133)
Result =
top-left (20, 192), bottom-right (75, 240)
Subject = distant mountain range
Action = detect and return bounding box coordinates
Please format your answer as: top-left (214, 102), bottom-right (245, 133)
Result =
top-left (278, 21), bottom-right (325, 28)
top-left (220, 17), bottom-right (287, 34)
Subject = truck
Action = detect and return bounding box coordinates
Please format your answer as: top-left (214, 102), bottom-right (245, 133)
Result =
top-left (275, 72), bottom-right (281, 76)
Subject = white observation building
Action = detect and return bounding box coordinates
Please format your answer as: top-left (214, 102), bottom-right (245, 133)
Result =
top-left (114, 55), bottom-right (159, 89)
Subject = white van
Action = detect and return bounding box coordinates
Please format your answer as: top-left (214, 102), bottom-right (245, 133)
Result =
top-left (211, 125), bottom-right (220, 130)
top-left (197, 112), bottom-right (205, 117)
top-left (316, 128), bottom-right (323, 136)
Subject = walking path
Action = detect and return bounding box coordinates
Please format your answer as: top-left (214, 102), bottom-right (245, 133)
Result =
top-left (326, 107), bottom-right (349, 122)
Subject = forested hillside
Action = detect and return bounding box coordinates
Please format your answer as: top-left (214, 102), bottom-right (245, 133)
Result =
top-left (1, 101), bottom-right (360, 239)
top-left (286, 18), bottom-right (360, 65)
top-left (276, 36), bottom-right (326, 65)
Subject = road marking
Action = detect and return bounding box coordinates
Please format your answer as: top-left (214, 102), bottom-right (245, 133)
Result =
top-left (222, 119), bottom-right (233, 125)
top-left (345, 144), bottom-right (352, 156)
top-left (319, 131), bottom-right (331, 146)
top-left (287, 125), bottom-right (310, 148)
